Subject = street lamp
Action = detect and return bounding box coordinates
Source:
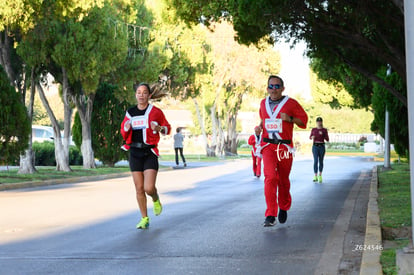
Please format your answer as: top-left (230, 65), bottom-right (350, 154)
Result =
top-left (384, 64), bottom-right (391, 169)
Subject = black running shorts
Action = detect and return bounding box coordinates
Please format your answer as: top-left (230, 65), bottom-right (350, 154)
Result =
top-left (129, 148), bottom-right (159, 172)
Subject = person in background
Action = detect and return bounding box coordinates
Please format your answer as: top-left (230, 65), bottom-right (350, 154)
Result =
top-left (248, 126), bottom-right (263, 178)
top-left (121, 83), bottom-right (171, 229)
top-left (173, 127), bottom-right (187, 167)
top-left (310, 117), bottom-right (329, 183)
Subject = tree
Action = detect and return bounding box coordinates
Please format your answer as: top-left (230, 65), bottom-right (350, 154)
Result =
top-left (167, 0), bottom-right (406, 106)
top-left (371, 69), bottom-right (408, 156)
top-left (306, 70), bottom-right (374, 133)
top-left (50, 4), bottom-right (128, 168)
top-left (0, 5), bottom-right (36, 173)
top-left (15, 0), bottom-right (90, 172)
top-left (73, 82), bottom-right (129, 167)
top-left (0, 66), bottom-right (30, 165)
top-left (144, 0), bottom-right (214, 155)
top-left (198, 22), bottom-right (280, 156)
top-left (167, 0), bottom-right (411, 156)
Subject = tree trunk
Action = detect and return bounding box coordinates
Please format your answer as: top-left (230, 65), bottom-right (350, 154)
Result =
top-left (0, 30), bottom-right (16, 86)
top-left (61, 68), bottom-right (73, 156)
top-left (18, 68), bottom-right (37, 174)
top-left (228, 93), bottom-right (243, 155)
top-left (217, 117), bottom-right (225, 156)
top-left (229, 115), bottom-right (238, 154)
top-left (209, 103), bottom-right (217, 157)
top-left (192, 98), bottom-right (211, 156)
top-left (37, 82), bottom-right (72, 172)
top-left (224, 114), bottom-right (238, 156)
top-left (75, 92), bottom-right (96, 168)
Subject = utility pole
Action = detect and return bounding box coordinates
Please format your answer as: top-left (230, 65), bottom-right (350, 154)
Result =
top-left (400, 0), bottom-right (414, 262)
top-left (384, 65), bottom-right (391, 169)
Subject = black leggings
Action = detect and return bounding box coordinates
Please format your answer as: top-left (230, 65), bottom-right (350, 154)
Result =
top-left (175, 147), bottom-right (186, 165)
top-left (312, 145), bottom-right (325, 174)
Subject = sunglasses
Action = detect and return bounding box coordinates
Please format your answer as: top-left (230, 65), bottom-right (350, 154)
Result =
top-left (268, 84), bottom-right (281, 89)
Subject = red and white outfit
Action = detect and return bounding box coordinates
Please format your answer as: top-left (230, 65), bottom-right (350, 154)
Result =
top-left (259, 96), bottom-right (308, 217)
top-left (121, 104), bottom-right (171, 156)
top-left (248, 133), bottom-right (263, 177)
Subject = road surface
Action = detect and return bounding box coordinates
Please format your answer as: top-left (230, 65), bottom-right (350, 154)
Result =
top-left (0, 156), bottom-right (377, 274)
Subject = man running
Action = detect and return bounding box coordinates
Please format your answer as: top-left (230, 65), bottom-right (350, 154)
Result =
top-left (259, 75), bottom-right (308, 227)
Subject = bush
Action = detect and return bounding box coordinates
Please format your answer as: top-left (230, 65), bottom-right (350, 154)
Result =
top-left (326, 142), bottom-right (360, 151)
top-left (237, 139), bottom-right (248, 148)
top-left (69, 146), bottom-right (83, 165)
top-left (0, 66), bottom-right (30, 164)
top-left (32, 142), bottom-right (83, 166)
top-left (33, 142), bottom-right (56, 166)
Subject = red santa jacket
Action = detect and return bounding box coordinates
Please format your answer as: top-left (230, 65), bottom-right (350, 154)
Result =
top-left (121, 104), bottom-right (171, 156)
top-left (259, 96), bottom-right (308, 151)
top-left (248, 134), bottom-right (263, 155)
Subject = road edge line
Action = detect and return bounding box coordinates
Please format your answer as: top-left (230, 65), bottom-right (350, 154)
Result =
top-left (314, 171), bottom-right (367, 275)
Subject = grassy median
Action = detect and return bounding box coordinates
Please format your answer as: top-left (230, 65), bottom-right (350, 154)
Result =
top-left (0, 154), bottom-right (249, 185)
top-left (378, 163), bottom-right (412, 275)
top-left (0, 166), bottom-right (131, 184)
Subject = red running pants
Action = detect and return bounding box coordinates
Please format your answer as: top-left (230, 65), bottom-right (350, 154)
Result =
top-left (262, 144), bottom-right (293, 217)
top-left (251, 152), bottom-right (262, 177)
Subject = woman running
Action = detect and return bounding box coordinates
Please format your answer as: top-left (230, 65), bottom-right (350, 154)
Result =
top-left (309, 117), bottom-right (329, 183)
top-left (121, 83), bottom-right (171, 229)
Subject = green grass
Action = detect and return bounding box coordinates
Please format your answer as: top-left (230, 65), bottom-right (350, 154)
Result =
top-left (380, 239), bottom-right (410, 275)
top-left (0, 166), bottom-right (130, 184)
top-left (378, 163), bottom-right (412, 275)
top-left (378, 163), bottom-right (412, 228)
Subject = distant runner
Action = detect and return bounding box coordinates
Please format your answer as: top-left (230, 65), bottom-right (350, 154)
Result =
top-left (248, 126), bottom-right (263, 178)
top-left (259, 75), bottom-right (308, 227)
top-left (309, 117), bottom-right (329, 183)
top-left (121, 83), bottom-right (171, 229)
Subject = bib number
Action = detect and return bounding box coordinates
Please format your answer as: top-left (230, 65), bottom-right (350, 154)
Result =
top-left (265, 118), bottom-right (283, 133)
top-left (131, 116), bottom-right (148, 130)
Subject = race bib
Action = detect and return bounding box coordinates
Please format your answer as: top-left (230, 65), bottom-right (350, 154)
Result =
top-left (265, 118), bottom-right (283, 133)
top-left (131, 116), bottom-right (148, 130)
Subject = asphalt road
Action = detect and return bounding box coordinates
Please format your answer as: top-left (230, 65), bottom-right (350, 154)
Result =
top-left (0, 156), bottom-right (377, 275)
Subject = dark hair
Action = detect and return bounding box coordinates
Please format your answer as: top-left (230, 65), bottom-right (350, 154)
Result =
top-left (268, 75), bottom-right (284, 87)
top-left (316, 117), bottom-right (323, 122)
top-left (134, 82), bottom-right (151, 94)
top-left (176, 127), bottom-right (181, 133)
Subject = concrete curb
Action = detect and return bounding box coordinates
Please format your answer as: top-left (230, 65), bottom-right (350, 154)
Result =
top-left (360, 165), bottom-right (383, 274)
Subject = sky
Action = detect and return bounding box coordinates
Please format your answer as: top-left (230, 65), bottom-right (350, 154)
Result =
top-left (276, 41), bottom-right (312, 101)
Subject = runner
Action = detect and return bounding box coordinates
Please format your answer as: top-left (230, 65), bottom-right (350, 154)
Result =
top-left (259, 75), bottom-right (308, 227)
top-left (121, 83), bottom-right (171, 229)
top-left (310, 117), bottom-right (329, 183)
top-left (248, 126), bottom-right (263, 178)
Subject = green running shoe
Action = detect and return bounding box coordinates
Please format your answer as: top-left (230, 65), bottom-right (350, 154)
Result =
top-left (313, 176), bottom-right (318, 182)
top-left (136, 217), bottom-right (149, 229)
top-left (153, 199), bottom-right (162, 216)
top-left (318, 175), bottom-right (323, 183)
